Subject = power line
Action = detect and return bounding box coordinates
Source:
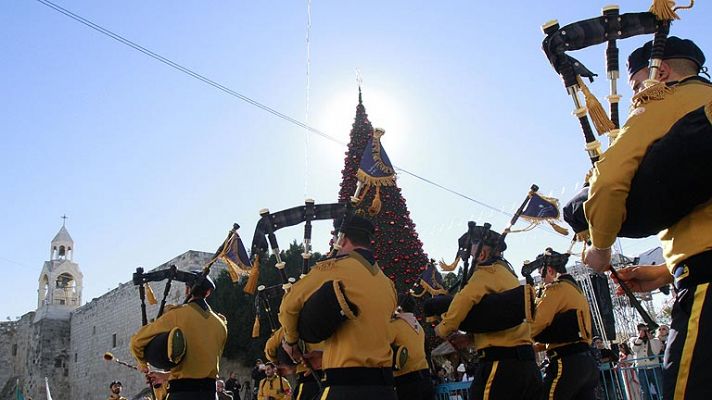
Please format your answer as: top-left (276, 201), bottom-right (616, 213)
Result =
top-left (33, 0), bottom-right (562, 237)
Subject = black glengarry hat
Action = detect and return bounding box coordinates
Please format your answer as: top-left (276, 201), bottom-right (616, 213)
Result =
top-left (627, 36), bottom-right (706, 76)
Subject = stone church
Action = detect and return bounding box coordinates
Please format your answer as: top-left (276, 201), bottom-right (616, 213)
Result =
top-left (0, 224), bottom-right (227, 400)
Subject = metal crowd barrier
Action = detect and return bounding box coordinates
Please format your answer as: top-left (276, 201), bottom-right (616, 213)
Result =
top-left (599, 356), bottom-right (664, 400)
top-left (433, 356), bottom-right (664, 400)
top-left (435, 381), bottom-right (472, 400)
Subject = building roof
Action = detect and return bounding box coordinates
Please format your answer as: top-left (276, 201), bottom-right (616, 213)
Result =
top-left (52, 225), bottom-right (74, 245)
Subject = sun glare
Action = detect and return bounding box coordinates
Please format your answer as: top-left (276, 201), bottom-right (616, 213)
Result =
top-left (315, 86), bottom-right (408, 151)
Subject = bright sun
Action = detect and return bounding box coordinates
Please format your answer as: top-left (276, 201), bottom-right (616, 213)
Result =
top-left (314, 85), bottom-right (408, 151)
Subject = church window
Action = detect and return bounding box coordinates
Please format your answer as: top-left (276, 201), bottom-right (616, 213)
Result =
top-left (112, 333), bottom-right (117, 348)
top-left (12, 344), bottom-right (17, 356)
top-left (54, 358), bottom-right (62, 367)
top-left (74, 353), bottom-right (77, 362)
top-left (92, 326), bottom-right (96, 335)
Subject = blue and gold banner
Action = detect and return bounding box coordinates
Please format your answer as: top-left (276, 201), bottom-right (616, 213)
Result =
top-left (356, 128), bottom-right (396, 188)
top-left (412, 261), bottom-right (448, 298)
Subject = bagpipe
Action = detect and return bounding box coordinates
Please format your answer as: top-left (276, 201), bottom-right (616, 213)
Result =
top-left (520, 249), bottom-right (592, 344)
top-left (542, 0), bottom-right (709, 241)
top-left (249, 200), bottom-right (347, 382)
top-left (423, 185), bottom-right (552, 334)
top-left (131, 224), bottom-right (250, 370)
top-left (541, 1), bottom-right (703, 330)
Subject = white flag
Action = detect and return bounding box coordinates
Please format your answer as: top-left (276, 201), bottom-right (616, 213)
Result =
top-left (44, 377), bottom-right (53, 400)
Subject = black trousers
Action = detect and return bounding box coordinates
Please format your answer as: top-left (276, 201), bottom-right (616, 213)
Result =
top-left (395, 375), bottom-right (434, 400)
top-left (663, 261), bottom-right (712, 400)
top-left (317, 385), bottom-right (397, 400)
top-left (543, 352), bottom-right (599, 400)
top-left (469, 359), bottom-right (542, 400)
top-left (294, 379), bottom-right (321, 400)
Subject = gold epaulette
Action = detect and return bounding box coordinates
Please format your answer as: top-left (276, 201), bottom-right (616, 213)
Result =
top-left (632, 81), bottom-right (674, 107)
top-left (313, 254), bottom-right (348, 271)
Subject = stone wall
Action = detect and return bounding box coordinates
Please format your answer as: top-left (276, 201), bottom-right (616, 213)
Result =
top-left (69, 250), bottom-right (225, 400)
top-left (0, 250), bottom-right (234, 400)
top-left (0, 312), bottom-right (71, 400)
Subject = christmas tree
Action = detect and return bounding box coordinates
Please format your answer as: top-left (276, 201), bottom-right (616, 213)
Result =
top-left (337, 88), bottom-right (430, 294)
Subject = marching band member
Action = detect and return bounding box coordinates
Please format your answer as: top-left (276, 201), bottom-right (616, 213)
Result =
top-left (257, 362), bottom-right (292, 400)
top-left (130, 272), bottom-right (227, 400)
top-left (279, 215), bottom-right (398, 400)
top-left (584, 37), bottom-right (712, 399)
top-left (390, 293), bottom-right (433, 400)
top-left (435, 224), bottom-right (542, 399)
top-left (529, 248), bottom-right (597, 399)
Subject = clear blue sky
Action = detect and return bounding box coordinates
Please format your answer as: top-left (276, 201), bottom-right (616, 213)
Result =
top-left (2, 0), bottom-right (710, 319)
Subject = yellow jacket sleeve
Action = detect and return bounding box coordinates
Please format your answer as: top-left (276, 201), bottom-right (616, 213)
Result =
top-left (435, 277), bottom-right (486, 338)
top-left (530, 285), bottom-right (564, 338)
top-left (585, 107), bottom-right (658, 248)
top-left (264, 327), bottom-right (284, 363)
top-left (278, 270), bottom-right (326, 344)
top-left (129, 310), bottom-right (178, 369)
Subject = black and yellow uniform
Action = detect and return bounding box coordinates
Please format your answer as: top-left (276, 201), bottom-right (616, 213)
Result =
top-left (264, 327), bottom-right (323, 400)
top-left (130, 299), bottom-right (228, 400)
top-left (279, 249), bottom-right (398, 400)
top-left (108, 394), bottom-right (128, 400)
top-left (585, 70), bottom-right (712, 399)
top-left (390, 313), bottom-right (433, 400)
top-left (435, 259), bottom-right (542, 400)
top-left (531, 274), bottom-right (597, 400)
top-left (257, 375), bottom-right (291, 400)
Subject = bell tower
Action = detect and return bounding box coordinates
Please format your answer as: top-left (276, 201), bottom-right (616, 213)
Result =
top-left (37, 217), bottom-right (83, 313)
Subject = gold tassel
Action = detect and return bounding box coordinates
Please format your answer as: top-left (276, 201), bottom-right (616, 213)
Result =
top-left (650, 0), bottom-right (679, 20)
top-left (144, 283), bottom-right (157, 305)
top-left (577, 76), bottom-right (616, 135)
top-left (549, 221), bottom-right (570, 236)
top-left (438, 256), bottom-right (461, 272)
top-left (251, 315), bottom-right (261, 338)
top-left (368, 186), bottom-right (382, 216)
top-left (632, 81), bottom-right (674, 107)
top-left (225, 262), bottom-right (241, 283)
top-left (243, 255), bottom-right (261, 295)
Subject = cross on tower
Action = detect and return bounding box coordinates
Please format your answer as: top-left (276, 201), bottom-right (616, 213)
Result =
top-left (61, 214), bottom-right (68, 227)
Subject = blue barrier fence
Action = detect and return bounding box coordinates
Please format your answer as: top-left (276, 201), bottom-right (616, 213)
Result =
top-left (434, 356), bottom-right (664, 400)
top-left (435, 381), bottom-right (471, 400)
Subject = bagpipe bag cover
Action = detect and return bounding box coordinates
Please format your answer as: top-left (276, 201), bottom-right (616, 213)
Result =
top-left (423, 285), bottom-right (535, 333)
top-left (143, 327), bottom-right (186, 370)
top-left (297, 280), bottom-right (359, 343)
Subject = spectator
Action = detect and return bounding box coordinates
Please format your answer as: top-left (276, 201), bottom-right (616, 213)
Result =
top-left (629, 324), bottom-right (663, 399)
top-left (251, 359), bottom-right (267, 398)
top-left (217, 380), bottom-right (233, 400)
top-left (433, 367), bottom-right (449, 385)
top-left (619, 342), bottom-right (641, 400)
top-left (225, 372), bottom-right (241, 400)
top-left (656, 325), bottom-right (669, 349)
